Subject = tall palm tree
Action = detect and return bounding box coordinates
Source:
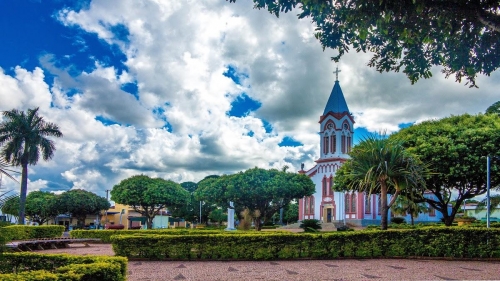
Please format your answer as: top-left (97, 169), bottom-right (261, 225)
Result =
top-left (342, 135), bottom-right (429, 230)
top-left (0, 107), bottom-right (62, 225)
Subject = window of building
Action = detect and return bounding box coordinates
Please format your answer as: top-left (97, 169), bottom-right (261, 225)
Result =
top-left (351, 193), bottom-right (356, 213)
top-left (305, 197), bottom-right (309, 215)
top-left (323, 135), bottom-right (329, 154)
top-left (341, 134), bottom-right (346, 153)
top-left (322, 177), bottom-right (327, 196)
top-left (345, 193), bottom-right (350, 212)
top-left (365, 194), bottom-right (371, 214)
top-left (309, 196), bottom-right (314, 214)
top-left (330, 134), bottom-right (336, 154)
top-left (347, 135), bottom-right (352, 153)
top-left (329, 177), bottom-right (333, 196)
top-left (429, 204), bottom-right (436, 216)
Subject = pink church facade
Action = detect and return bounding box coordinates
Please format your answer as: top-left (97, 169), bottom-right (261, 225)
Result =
top-left (297, 75), bottom-right (385, 226)
top-left (298, 73), bottom-right (444, 226)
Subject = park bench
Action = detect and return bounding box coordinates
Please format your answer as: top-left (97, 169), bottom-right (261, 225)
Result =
top-left (5, 237), bottom-right (101, 252)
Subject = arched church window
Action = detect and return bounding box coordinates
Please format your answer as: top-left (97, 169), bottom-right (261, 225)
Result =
top-left (309, 196), bottom-right (314, 214)
top-left (329, 176), bottom-right (333, 195)
top-left (365, 194), bottom-right (371, 214)
top-left (322, 177), bottom-right (327, 196)
top-left (305, 197), bottom-right (309, 215)
top-left (323, 135), bottom-right (329, 154)
top-left (351, 193), bottom-right (356, 213)
top-left (345, 193), bottom-right (350, 212)
top-left (347, 135), bottom-right (352, 153)
top-left (331, 133), bottom-right (337, 154)
top-left (341, 134), bottom-right (346, 153)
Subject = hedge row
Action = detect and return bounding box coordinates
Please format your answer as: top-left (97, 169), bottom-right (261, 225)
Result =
top-left (70, 229), bottom-right (287, 243)
top-left (0, 225), bottom-right (65, 242)
top-left (0, 252), bottom-right (127, 281)
top-left (110, 227), bottom-right (500, 260)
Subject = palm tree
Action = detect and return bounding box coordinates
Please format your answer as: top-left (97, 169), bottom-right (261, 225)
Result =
top-left (390, 195), bottom-right (430, 225)
top-left (0, 107), bottom-right (63, 225)
top-left (341, 135), bottom-right (429, 230)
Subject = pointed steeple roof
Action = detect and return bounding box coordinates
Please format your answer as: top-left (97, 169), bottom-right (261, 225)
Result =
top-left (323, 68), bottom-right (349, 115)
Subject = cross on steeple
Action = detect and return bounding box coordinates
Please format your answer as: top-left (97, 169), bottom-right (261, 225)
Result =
top-left (333, 67), bottom-right (341, 81)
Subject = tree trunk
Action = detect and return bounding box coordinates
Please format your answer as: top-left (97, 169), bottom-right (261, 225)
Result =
top-left (380, 181), bottom-right (388, 230)
top-left (147, 217), bottom-right (153, 229)
top-left (19, 163), bottom-right (28, 225)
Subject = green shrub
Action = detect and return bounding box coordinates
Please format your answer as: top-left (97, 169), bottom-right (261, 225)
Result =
top-left (110, 228), bottom-right (500, 260)
top-left (299, 219), bottom-right (321, 232)
top-left (0, 221), bottom-right (13, 228)
top-left (0, 253), bottom-right (127, 281)
top-left (1, 225), bottom-right (64, 242)
top-left (390, 217), bottom-right (406, 224)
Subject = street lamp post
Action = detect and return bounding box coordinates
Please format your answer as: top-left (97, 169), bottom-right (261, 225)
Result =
top-left (487, 156), bottom-right (491, 228)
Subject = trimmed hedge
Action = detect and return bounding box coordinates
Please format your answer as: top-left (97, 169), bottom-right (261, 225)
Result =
top-left (1, 225), bottom-right (65, 242)
top-left (0, 252), bottom-right (127, 281)
top-left (70, 229), bottom-right (288, 243)
top-left (110, 227), bottom-right (500, 260)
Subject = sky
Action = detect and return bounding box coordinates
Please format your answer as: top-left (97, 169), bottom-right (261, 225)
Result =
top-left (0, 0), bottom-right (498, 198)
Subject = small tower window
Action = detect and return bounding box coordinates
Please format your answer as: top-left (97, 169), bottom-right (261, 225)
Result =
top-left (323, 135), bottom-right (329, 154)
top-left (341, 134), bottom-right (346, 153)
top-left (331, 133), bottom-right (337, 154)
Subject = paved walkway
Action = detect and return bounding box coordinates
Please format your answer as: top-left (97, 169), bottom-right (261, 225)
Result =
top-left (37, 244), bottom-right (500, 280)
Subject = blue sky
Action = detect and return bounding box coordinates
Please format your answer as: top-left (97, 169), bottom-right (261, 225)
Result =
top-left (0, 0), bottom-right (498, 196)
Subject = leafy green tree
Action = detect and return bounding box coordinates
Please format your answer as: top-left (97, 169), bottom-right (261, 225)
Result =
top-left (56, 189), bottom-right (110, 227)
top-left (25, 191), bottom-right (59, 225)
top-left (196, 167), bottom-right (315, 230)
top-left (208, 208), bottom-right (227, 226)
top-left (0, 107), bottom-right (63, 225)
top-left (390, 114), bottom-right (500, 226)
top-left (1, 196), bottom-right (19, 223)
top-left (283, 202), bottom-right (299, 224)
top-left (390, 195), bottom-right (429, 225)
top-left (229, 0), bottom-right (499, 87)
top-left (111, 175), bottom-right (190, 229)
top-left (333, 135), bottom-right (429, 230)
top-left (169, 181), bottom-right (197, 222)
top-left (486, 101), bottom-right (500, 115)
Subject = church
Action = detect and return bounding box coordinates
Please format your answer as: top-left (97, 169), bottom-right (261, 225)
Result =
top-left (297, 69), bottom-right (443, 226)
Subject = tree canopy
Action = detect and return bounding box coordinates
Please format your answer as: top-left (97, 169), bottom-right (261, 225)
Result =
top-left (229, 0), bottom-right (500, 87)
top-left (56, 189), bottom-right (110, 227)
top-left (0, 107), bottom-right (63, 225)
top-left (390, 113), bottom-right (500, 225)
top-left (25, 191), bottom-right (59, 225)
top-left (1, 196), bottom-right (19, 222)
top-left (111, 175), bottom-right (189, 229)
top-left (195, 167), bottom-right (315, 230)
top-left (333, 135), bottom-right (429, 229)
top-left (486, 101), bottom-right (500, 115)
